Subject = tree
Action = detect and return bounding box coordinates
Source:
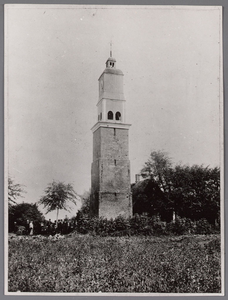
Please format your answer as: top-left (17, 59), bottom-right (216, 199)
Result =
top-left (170, 164), bottom-right (220, 224)
top-left (140, 150), bottom-right (174, 221)
top-left (139, 151), bottom-right (220, 224)
top-left (141, 150), bottom-right (172, 187)
top-left (9, 202), bottom-right (44, 233)
top-left (132, 179), bottom-right (165, 217)
top-left (8, 176), bottom-right (26, 207)
top-left (38, 181), bottom-right (79, 225)
top-left (79, 190), bottom-right (91, 215)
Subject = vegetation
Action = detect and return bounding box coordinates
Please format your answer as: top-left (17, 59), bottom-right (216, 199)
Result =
top-left (8, 176), bottom-right (25, 207)
top-left (75, 214), bottom-right (219, 236)
top-left (132, 150), bottom-right (220, 224)
top-left (78, 190), bottom-right (90, 215)
top-left (7, 151), bottom-right (221, 294)
top-left (9, 203), bottom-right (44, 234)
top-left (38, 181), bottom-right (79, 225)
top-left (8, 234), bottom-right (221, 293)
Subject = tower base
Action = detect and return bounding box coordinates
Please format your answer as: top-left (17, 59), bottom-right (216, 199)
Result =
top-left (90, 192), bottom-right (132, 220)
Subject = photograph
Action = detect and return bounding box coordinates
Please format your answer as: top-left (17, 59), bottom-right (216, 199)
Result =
top-left (4, 4), bottom-right (223, 295)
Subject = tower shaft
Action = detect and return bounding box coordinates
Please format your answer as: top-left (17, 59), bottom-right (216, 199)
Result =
top-left (90, 55), bottom-right (132, 219)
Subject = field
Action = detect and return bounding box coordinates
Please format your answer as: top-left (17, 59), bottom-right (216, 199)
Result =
top-left (8, 233), bottom-right (221, 293)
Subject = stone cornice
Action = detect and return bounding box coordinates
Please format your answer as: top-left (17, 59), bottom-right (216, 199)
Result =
top-left (96, 97), bottom-right (126, 107)
top-left (91, 121), bottom-right (131, 133)
top-left (98, 68), bottom-right (124, 81)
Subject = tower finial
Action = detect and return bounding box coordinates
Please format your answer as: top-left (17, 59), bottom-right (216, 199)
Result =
top-left (110, 41), bottom-right (112, 58)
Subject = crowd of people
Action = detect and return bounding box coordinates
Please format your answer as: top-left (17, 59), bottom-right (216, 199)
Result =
top-left (40, 218), bottom-right (76, 235)
top-left (13, 217), bottom-right (76, 236)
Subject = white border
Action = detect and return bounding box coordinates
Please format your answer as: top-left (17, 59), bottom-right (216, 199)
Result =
top-left (4, 3), bottom-right (9, 296)
top-left (219, 5), bottom-right (225, 296)
top-left (4, 292), bottom-right (225, 296)
top-left (4, 4), bottom-right (224, 296)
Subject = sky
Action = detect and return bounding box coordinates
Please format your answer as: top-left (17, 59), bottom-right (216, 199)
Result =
top-left (5, 5), bottom-right (222, 221)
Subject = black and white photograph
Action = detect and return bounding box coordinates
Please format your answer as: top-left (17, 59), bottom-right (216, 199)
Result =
top-left (4, 4), bottom-right (224, 295)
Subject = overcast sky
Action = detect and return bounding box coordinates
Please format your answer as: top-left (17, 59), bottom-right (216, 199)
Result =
top-left (5, 5), bottom-right (222, 220)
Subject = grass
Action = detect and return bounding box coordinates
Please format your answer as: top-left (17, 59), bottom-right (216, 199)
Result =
top-left (8, 233), bottom-right (221, 293)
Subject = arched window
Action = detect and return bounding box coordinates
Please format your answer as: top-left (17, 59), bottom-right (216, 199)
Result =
top-left (115, 111), bottom-right (121, 121)
top-left (108, 111), bottom-right (113, 120)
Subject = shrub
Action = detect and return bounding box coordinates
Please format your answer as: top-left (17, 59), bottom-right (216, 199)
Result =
top-left (167, 217), bottom-right (195, 235)
top-left (152, 219), bottom-right (167, 235)
top-left (195, 218), bottom-right (213, 234)
top-left (114, 216), bottom-right (130, 231)
top-left (75, 212), bottom-right (217, 237)
top-left (95, 218), bottom-right (113, 236)
top-left (129, 213), bottom-right (153, 235)
top-left (76, 213), bottom-right (91, 234)
top-left (9, 203), bottom-right (44, 234)
top-left (16, 225), bottom-right (26, 235)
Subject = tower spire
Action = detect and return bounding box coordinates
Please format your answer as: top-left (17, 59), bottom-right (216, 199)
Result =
top-left (110, 41), bottom-right (112, 58)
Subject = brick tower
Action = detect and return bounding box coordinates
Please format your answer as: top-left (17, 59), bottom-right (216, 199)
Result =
top-left (90, 53), bottom-right (132, 219)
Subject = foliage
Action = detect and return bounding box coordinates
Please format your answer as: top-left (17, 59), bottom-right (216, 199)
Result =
top-left (8, 234), bottom-right (221, 293)
top-left (170, 164), bottom-right (220, 224)
top-left (141, 150), bottom-right (172, 184)
top-left (166, 217), bottom-right (195, 235)
top-left (132, 179), bottom-right (165, 217)
top-left (114, 215), bottom-right (130, 231)
top-left (75, 213), bottom-right (128, 236)
top-left (8, 176), bottom-right (26, 207)
top-left (75, 213), bottom-right (217, 237)
top-left (195, 219), bottom-right (213, 234)
top-left (76, 212), bottom-right (93, 234)
top-left (139, 151), bottom-right (175, 221)
top-left (129, 213), bottom-right (153, 235)
top-left (9, 203), bottom-right (44, 234)
top-left (79, 190), bottom-right (91, 215)
top-left (15, 226), bottom-right (26, 235)
top-left (38, 181), bottom-right (79, 223)
top-left (136, 150), bottom-right (220, 224)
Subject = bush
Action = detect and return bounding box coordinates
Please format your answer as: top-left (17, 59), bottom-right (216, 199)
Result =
top-left (195, 218), bottom-right (213, 234)
top-left (75, 210), bottom-right (217, 237)
top-left (16, 225), bottom-right (26, 235)
top-left (152, 220), bottom-right (167, 235)
top-left (114, 216), bottom-right (130, 231)
top-left (76, 215), bottom-right (131, 236)
top-left (167, 217), bottom-right (195, 235)
top-left (76, 213), bottom-right (91, 234)
top-left (95, 218), bottom-right (115, 236)
top-left (130, 213), bottom-right (153, 235)
top-left (9, 203), bottom-right (44, 234)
